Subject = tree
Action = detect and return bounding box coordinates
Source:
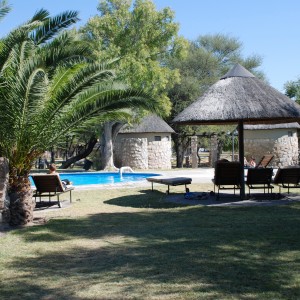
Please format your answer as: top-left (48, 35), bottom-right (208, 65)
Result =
top-left (167, 34), bottom-right (264, 167)
top-left (284, 78), bottom-right (300, 105)
top-left (80, 0), bottom-right (187, 169)
top-left (0, 8), bottom-right (160, 225)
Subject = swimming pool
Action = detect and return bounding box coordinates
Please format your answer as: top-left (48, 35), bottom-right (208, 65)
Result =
top-left (30, 172), bottom-right (160, 186)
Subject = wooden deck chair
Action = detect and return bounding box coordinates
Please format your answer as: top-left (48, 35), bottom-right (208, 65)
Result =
top-left (212, 161), bottom-right (241, 200)
top-left (246, 168), bottom-right (274, 197)
top-left (273, 166), bottom-right (300, 194)
top-left (31, 174), bottom-right (74, 208)
top-left (256, 154), bottom-right (274, 168)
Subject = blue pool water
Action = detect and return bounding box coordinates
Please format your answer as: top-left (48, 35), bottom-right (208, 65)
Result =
top-left (31, 172), bottom-right (160, 186)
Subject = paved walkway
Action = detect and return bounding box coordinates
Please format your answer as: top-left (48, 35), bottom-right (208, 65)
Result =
top-left (74, 168), bottom-right (215, 190)
top-left (154, 168), bottom-right (214, 184)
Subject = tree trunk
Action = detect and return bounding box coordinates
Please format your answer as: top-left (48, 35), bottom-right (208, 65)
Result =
top-left (101, 122), bottom-right (124, 170)
top-left (59, 136), bottom-right (98, 169)
top-left (173, 134), bottom-right (188, 168)
top-left (101, 122), bottom-right (114, 170)
top-left (9, 175), bottom-right (34, 226)
top-left (176, 142), bottom-right (184, 168)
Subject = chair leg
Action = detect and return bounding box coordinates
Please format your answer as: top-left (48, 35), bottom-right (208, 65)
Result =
top-left (185, 184), bottom-right (190, 193)
top-left (57, 194), bottom-right (61, 208)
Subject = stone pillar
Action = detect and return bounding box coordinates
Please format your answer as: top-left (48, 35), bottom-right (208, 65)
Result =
top-left (209, 134), bottom-right (218, 167)
top-left (191, 136), bottom-right (198, 168)
top-left (0, 157), bottom-right (10, 224)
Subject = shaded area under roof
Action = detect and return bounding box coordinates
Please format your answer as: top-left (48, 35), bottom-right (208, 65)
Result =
top-left (244, 122), bottom-right (300, 130)
top-left (120, 114), bottom-right (175, 134)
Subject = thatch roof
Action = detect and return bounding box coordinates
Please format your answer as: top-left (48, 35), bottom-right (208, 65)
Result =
top-left (244, 122), bottom-right (300, 130)
top-left (173, 64), bottom-right (300, 125)
top-left (120, 114), bottom-right (175, 134)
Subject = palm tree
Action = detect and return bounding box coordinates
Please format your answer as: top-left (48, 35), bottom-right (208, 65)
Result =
top-left (0, 9), bottom-right (160, 225)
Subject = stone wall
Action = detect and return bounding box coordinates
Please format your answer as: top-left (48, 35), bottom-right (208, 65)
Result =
top-left (244, 136), bottom-right (298, 167)
top-left (148, 140), bottom-right (172, 169)
top-left (114, 138), bottom-right (172, 169)
top-left (0, 157), bottom-right (10, 224)
top-left (119, 138), bottom-right (148, 169)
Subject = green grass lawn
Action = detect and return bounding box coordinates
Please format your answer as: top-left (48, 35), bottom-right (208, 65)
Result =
top-left (1, 183), bottom-right (300, 299)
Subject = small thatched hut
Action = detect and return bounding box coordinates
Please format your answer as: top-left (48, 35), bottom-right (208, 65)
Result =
top-left (244, 122), bottom-right (300, 167)
top-left (114, 114), bottom-right (175, 169)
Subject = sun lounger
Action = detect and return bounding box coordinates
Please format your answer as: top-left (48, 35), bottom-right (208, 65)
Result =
top-left (246, 168), bottom-right (274, 197)
top-left (273, 166), bottom-right (300, 194)
top-left (31, 174), bottom-right (75, 208)
top-left (212, 161), bottom-right (241, 200)
top-left (147, 176), bottom-right (192, 194)
top-left (256, 154), bottom-right (274, 168)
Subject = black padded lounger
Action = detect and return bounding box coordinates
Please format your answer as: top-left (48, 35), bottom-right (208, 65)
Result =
top-left (147, 176), bottom-right (192, 194)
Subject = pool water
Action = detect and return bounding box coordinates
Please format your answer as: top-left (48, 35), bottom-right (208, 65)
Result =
top-left (30, 172), bottom-right (160, 186)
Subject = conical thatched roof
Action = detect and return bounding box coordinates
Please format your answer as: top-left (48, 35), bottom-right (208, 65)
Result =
top-left (120, 114), bottom-right (175, 134)
top-left (173, 64), bottom-right (300, 125)
top-left (244, 122), bottom-right (300, 130)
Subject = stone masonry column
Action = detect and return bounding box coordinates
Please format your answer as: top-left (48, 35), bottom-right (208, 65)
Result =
top-left (191, 136), bottom-right (198, 168)
top-left (209, 134), bottom-right (218, 167)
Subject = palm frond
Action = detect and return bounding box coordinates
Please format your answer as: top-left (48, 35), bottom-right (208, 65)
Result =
top-left (37, 62), bottom-right (115, 121)
top-left (29, 8), bottom-right (49, 23)
top-left (0, 0), bottom-right (11, 22)
top-left (30, 10), bottom-right (79, 45)
top-left (49, 88), bottom-right (158, 136)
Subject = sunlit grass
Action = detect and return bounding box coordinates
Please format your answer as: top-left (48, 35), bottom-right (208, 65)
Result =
top-left (1, 183), bottom-right (300, 299)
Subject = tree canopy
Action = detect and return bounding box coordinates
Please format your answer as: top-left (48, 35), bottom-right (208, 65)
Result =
top-left (285, 78), bottom-right (300, 105)
top-left (81, 0), bottom-right (187, 115)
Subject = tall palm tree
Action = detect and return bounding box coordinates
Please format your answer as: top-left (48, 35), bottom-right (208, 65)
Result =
top-left (0, 9), bottom-right (160, 225)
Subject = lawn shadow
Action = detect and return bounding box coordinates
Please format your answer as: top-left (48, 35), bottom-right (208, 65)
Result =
top-left (3, 203), bottom-right (300, 299)
top-left (104, 189), bottom-right (189, 208)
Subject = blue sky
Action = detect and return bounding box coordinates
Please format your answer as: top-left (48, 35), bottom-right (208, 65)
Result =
top-left (1, 0), bottom-right (299, 92)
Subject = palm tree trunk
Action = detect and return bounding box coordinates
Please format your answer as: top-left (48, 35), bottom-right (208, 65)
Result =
top-left (9, 175), bottom-right (34, 226)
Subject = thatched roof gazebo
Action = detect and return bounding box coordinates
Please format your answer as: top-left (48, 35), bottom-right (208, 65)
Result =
top-left (173, 64), bottom-right (300, 198)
